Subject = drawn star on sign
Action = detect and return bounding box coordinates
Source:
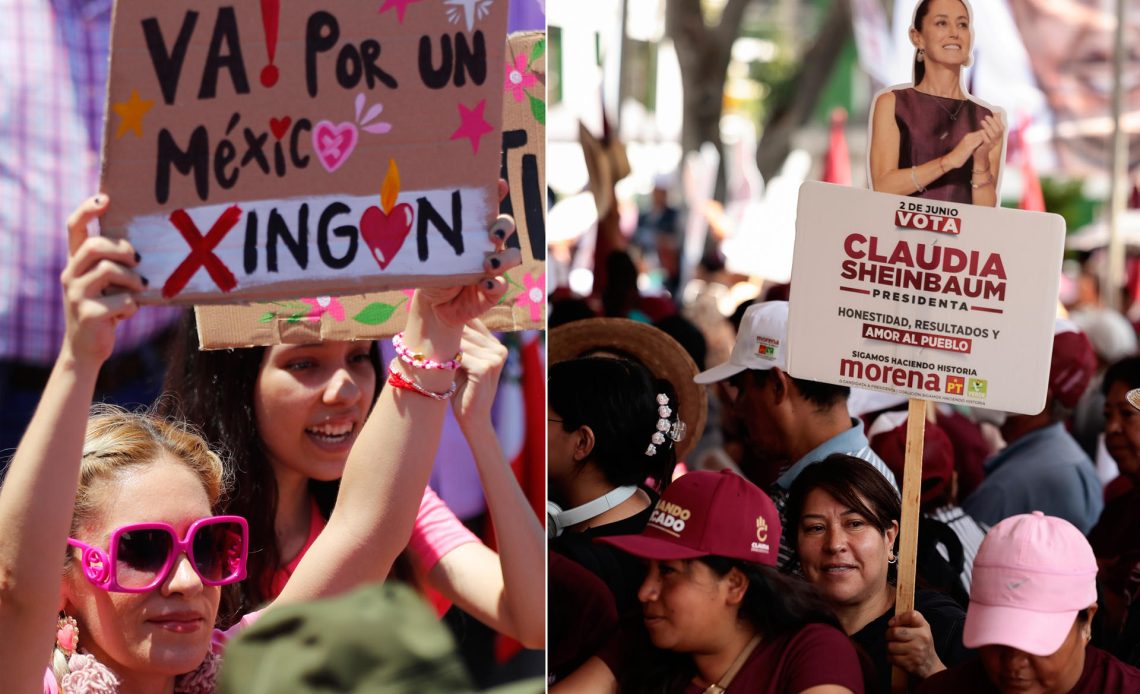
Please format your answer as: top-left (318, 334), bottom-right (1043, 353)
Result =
top-left (377, 0), bottom-right (423, 23)
top-left (449, 99), bottom-right (493, 155)
top-left (112, 90), bottom-right (155, 139)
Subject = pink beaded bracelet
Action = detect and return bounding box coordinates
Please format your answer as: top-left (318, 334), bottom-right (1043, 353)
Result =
top-left (392, 331), bottom-right (463, 371)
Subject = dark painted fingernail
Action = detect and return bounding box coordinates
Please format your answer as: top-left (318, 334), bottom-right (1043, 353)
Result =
top-left (134, 251), bottom-right (141, 263)
top-left (141, 275), bottom-right (149, 286)
top-left (483, 280), bottom-right (495, 290)
top-left (489, 257), bottom-right (501, 269)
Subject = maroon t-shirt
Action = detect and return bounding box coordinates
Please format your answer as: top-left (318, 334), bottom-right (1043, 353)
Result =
top-left (602, 622), bottom-right (864, 693)
top-left (917, 645), bottom-right (1140, 693)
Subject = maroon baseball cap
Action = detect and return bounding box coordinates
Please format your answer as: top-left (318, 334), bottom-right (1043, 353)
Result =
top-left (598, 470), bottom-right (782, 566)
top-left (868, 411), bottom-right (955, 505)
top-left (1050, 321), bottom-right (1096, 409)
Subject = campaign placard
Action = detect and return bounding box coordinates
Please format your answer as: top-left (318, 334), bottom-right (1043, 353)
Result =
top-left (100, 0), bottom-right (508, 304)
top-left (786, 181), bottom-right (1064, 414)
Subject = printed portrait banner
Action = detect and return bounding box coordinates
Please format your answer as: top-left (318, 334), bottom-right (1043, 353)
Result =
top-left (100, 0), bottom-right (509, 304)
top-left (882, 0), bottom-right (1140, 176)
top-left (194, 30), bottom-right (546, 348)
top-left (786, 182), bottom-right (1065, 415)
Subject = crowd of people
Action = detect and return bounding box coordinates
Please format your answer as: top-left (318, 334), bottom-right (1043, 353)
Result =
top-left (546, 0), bottom-right (1140, 690)
top-left (548, 272), bottom-right (1140, 692)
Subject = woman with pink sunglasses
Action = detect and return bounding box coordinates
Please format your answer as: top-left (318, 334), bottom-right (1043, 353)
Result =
top-left (0, 194), bottom-right (519, 693)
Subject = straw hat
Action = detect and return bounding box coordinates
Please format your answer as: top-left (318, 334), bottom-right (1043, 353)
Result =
top-left (549, 318), bottom-right (707, 459)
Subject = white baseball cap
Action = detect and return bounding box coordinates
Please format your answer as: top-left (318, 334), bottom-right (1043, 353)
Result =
top-left (694, 301), bottom-right (788, 384)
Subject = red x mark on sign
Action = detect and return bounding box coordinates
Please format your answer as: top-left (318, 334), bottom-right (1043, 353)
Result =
top-left (162, 205), bottom-right (242, 299)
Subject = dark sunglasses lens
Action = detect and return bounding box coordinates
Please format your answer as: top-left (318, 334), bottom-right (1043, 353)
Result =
top-left (192, 522), bottom-right (245, 583)
top-left (116, 529), bottom-right (172, 588)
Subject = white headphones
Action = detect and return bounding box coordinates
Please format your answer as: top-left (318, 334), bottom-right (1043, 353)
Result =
top-left (547, 485), bottom-right (639, 539)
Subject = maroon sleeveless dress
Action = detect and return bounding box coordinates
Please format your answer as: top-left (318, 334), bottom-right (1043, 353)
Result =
top-left (893, 87), bottom-right (993, 204)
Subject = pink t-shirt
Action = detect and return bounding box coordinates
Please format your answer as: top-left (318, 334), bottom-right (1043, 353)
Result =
top-left (268, 485), bottom-right (478, 598)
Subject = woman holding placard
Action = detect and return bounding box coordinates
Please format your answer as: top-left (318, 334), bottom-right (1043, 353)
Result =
top-left (161, 259), bottom-right (545, 646)
top-left (869, 0), bottom-right (1005, 207)
top-left (787, 454), bottom-right (973, 692)
top-left (0, 194), bottom-right (524, 692)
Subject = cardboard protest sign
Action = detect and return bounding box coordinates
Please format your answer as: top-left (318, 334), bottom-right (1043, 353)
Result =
top-left (100, 0), bottom-right (509, 304)
top-left (786, 182), bottom-right (1064, 415)
top-left (193, 31), bottom-right (546, 348)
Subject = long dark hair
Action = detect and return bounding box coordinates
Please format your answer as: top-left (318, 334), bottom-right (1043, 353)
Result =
top-left (618, 558), bottom-right (840, 693)
top-left (159, 313), bottom-right (382, 622)
top-left (785, 454), bottom-right (902, 575)
top-left (911, 0), bottom-right (934, 85)
top-left (548, 357), bottom-right (678, 490)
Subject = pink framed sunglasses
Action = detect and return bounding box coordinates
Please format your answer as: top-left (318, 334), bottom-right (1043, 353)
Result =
top-left (67, 516), bottom-right (248, 593)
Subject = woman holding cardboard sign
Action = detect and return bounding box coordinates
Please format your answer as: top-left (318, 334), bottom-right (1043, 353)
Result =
top-left (0, 193), bottom-right (523, 692)
top-left (870, 0), bottom-right (1005, 207)
top-left (161, 207), bottom-right (544, 647)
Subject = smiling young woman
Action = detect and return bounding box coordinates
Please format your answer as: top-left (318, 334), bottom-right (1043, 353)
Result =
top-left (869, 0), bottom-right (1005, 207)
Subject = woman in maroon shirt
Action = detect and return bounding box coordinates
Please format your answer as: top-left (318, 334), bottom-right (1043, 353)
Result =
top-left (919, 512), bottom-right (1140, 693)
top-left (552, 470), bottom-right (865, 694)
top-left (869, 0), bottom-right (1005, 207)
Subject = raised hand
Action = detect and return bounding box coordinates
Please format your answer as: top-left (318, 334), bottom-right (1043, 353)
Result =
top-left (415, 214), bottom-right (521, 328)
top-left (451, 319), bottom-right (508, 429)
top-left (61, 195), bottom-right (146, 367)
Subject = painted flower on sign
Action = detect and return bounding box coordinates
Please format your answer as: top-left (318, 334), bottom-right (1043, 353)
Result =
top-left (515, 272), bottom-right (545, 322)
top-left (504, 53), bottom-right (537, 103)
top-left (301, 296), bottom-right (346, 321)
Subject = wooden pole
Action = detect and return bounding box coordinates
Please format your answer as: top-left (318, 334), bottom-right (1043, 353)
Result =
top-left (891, 398), bottom-right (927, 693)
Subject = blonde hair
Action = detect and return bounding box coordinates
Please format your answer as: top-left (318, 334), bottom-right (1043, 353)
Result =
top-left (71, 404), bottom-right (230, 537)
top-left (54, 405), bottom-right (231, 685)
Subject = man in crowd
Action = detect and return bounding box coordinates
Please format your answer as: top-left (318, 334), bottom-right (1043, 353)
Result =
top-left (694, 300), bottom-right (898, 568)
top-left (963, 320), bottom-right (1103, 533)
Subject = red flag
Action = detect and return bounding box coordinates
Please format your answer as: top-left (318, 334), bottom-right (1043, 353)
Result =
top-left (822, 107), bottom-right (852, 186)
top-left (1013, 114), bottom-right (1045, 212)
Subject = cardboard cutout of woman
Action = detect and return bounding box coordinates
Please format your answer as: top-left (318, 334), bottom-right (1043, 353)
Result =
top-left (869, 0), bottom-right (1007, 207)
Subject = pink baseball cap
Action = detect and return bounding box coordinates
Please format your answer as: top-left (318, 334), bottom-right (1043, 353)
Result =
top-left (598, 470), bottom-right (782, 566)
top-left (964, 511), bottom-right (1097, 655)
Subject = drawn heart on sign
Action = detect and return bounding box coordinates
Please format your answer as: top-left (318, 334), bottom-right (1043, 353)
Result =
top-left (312, 120), bottom-right (359, 172)
top-left (359, 202), bottom-right (414, 270)
top-left (269, 116), bottom-right (292, 140)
